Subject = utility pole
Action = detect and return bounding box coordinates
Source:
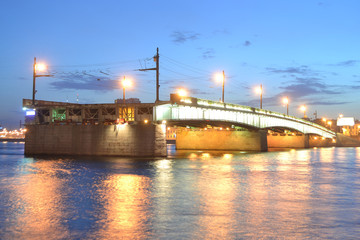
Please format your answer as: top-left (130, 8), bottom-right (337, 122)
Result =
top-left (222, 70), bottom-right (225, 103)
top-left (138, 48), bottom-right (160, 102)
top-left (260, 84), bottom-right (262, 109)
top-left (32, 57), bottom-right (36, 106)
top-left (156, 48), bottom-right (159, 102)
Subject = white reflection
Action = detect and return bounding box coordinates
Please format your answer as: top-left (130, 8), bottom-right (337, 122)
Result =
top-left (155, 159), bottom-right (172, 169)
top-left (196, 154), bottom-right (235, 239)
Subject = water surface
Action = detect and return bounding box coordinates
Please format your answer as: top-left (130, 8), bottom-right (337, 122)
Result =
top-left (1, 142), bottom-right (360, 239)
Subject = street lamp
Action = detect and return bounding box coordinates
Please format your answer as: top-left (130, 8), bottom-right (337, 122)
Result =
top-left (121, 76), bottom-right (132, 104)
top-left (300, 105), bottom-right (307, 118)
top-left (32, 57), bottom-right (52, 106)
top-left (255, 84), bottom-right (263, 109)
top-left (215, 70), bottom-right (225, 102)
top-left (282, 96), bottom-right (289, 115)
top-left (327, 121), bottom-right (332, 130)
top-left (177, 88), bottom-right (188, 97)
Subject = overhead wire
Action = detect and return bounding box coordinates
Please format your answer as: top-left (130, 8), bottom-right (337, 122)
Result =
top-left (49, 58), bottom-right (148, 68)
top-left (161, 54), bottom-right (213, 75)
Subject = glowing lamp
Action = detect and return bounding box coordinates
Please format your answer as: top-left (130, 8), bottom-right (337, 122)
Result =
top-left (26, 110), bottom-right (36, 116)
top-left (122, 78), bottom-right (132, 88)
top-left (35, 63), bottom-right (47, 72)
top-left (177, 88), bottom-right (188, 97)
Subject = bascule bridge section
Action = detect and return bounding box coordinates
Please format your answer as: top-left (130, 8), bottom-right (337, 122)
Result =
top-left (23, 99), bottom-right (167, 157)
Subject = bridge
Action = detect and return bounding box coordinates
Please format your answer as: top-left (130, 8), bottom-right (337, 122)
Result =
top-left (24, 96), bottom-right (359, 157)
top-left (154, 94), bottom-right (336, 139)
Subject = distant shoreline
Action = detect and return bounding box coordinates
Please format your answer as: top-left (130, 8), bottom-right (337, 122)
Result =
top-left (0, 138), bottom-right (25, 142)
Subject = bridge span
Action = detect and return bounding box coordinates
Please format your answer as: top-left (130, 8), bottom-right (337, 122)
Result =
top-left (23, 96), bottom-right (358, 157)
top-left (154, 94), bottom-right (336, 139)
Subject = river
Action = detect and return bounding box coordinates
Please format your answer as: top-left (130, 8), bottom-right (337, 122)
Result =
top-left (1, 142), bottom-right (360, 239)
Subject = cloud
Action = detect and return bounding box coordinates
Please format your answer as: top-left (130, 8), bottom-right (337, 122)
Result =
top-left (307, 100), bottom-right (351, 105)
top-left (170, 31), bottom-right (200, 44)
top-left (266, 65), bottom-right (315, 75)
top-left (243, 40), bottom-right (251, 47)
top-left (212, 29), bottom-right (230, 35)
top-left (333, 60), bottom-right (359, 67)
top-left (239, 64), bottom-right (358, 108)
top-left (50, 71), bottom-right (118, 92)
top-left (191, 88), bottom-right (212, 95)
top-left (201, 48), bottom-right (215, 59)
top-left (278, 77), bottom-right (341, 98)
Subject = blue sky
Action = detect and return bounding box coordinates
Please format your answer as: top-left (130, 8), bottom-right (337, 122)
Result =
top-left (1, 0), bottom-right (359, 128)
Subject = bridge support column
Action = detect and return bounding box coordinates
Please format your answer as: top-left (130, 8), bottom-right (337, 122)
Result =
top-left (25, 123), bottom-right (167, 157)
top-left (308, 134), bottom-right (337, 148)
top-left (267, 133), bottom-right (310, 149)
top-left (176, 129), bottom-right (268, 151)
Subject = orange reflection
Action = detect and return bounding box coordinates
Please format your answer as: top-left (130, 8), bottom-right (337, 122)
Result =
top-left (95, 174), bottom-right (151, 239)
top-left (5, 160), bottom-right (70, 239)
top-left (189, 153), bottom-right (198, 160)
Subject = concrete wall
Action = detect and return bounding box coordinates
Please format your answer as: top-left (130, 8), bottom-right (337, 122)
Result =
top-left (268, 134), bottom-right (337, 148)
top-left (176, 129), bottom-right (268, 151)
top-left (336, 133), bottom-right (360, 147)
top-left (25, 124), bottom-right (167, 157)
top-left (267, 134), bottom-right (308, 148)
top-left (309, 136), bottom-right (335, 148)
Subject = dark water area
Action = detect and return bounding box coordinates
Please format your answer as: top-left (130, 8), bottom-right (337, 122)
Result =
top-left (1, 142), bottom-right (360, 239)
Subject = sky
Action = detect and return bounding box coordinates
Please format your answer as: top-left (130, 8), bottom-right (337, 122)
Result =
top-left (1, 0), bottom-right (359, 129)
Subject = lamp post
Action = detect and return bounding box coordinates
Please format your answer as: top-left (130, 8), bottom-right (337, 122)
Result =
top-left (327, 121), bottom-right (332, 130)
top-left (121, 76), bottom-right (132, 104)
top-left (300, 105), bottom-right (307, 118)
top-left (32, 57), bottom-right (52, 106)
top-left (282, 96), bottom-right (289, 115)
top-left (216, 71), bottom-right (225, 102)
top-left (255, 84), bottom-right (263, 109)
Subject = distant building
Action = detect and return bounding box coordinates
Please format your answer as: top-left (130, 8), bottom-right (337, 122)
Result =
top-left (115, 98), bottom-right (141, 104)
top-left (337, 117), bottom-right (360, 136)
top-left (312, 118), bottom-right (336, 131)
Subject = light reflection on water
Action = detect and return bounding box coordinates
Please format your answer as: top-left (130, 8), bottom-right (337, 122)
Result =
top-left (1, 143), bottom-right (360, 239)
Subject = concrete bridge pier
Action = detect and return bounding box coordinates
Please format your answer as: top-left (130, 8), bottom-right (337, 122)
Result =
top-left (268, 133), bottom-right (337, 149)
top-left (308, 134), bottom-right (335, 148)
top-left (176, 129), bottom-right (268, 151)
top-left (267, 133), bottom-right (309, 149)
top-left (25, 124), bottom-right (167, 157)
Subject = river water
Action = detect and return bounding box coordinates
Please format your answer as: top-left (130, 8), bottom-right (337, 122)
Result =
top-left (1, 142), bottom-right (360, 239)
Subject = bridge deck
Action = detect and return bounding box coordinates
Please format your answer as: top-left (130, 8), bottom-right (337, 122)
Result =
top-left (154, 95), bottom-right (336, 139)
